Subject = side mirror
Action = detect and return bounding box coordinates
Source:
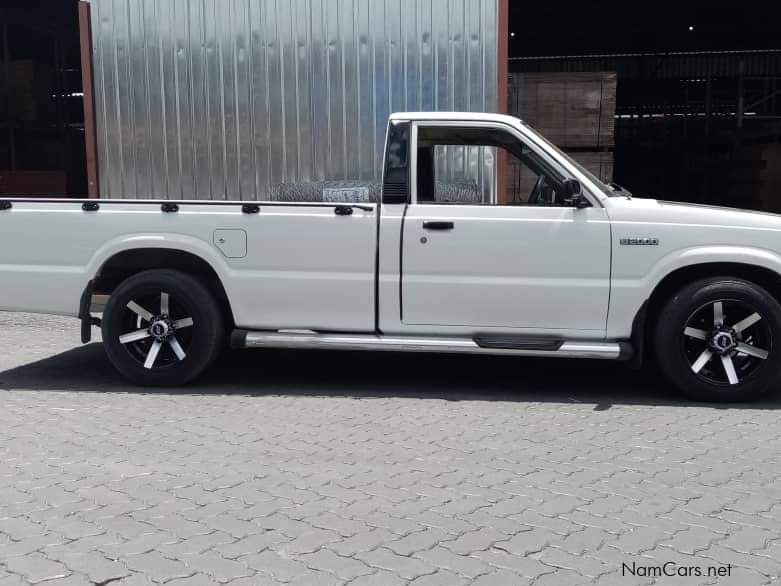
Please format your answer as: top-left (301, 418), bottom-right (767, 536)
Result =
top-left (562, 179), bottom-right (590, 208)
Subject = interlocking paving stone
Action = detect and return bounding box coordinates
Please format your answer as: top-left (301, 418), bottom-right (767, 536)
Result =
top-left (98, 533), bottom-right (179, 558)
top-left (538, 546), bottom-right (611, 578)
top-left (471, 547), bottom-right (555, 578)
top-left (406, 569), bottom-right (468, 586)
top-left (114, 574), bottom-right (157, 586)
top-left (0, 534), bottom-right (63, 558)
top-left (356, 548), bottom-right (437, 581)
top-left (34, 576), bottom-right (92, 586)
top-left (441, 528), bottom-right (508, 556)
top-left (327, 529), bottom-right (396, 558)
top-left (53, 551), bottom-right (131, 584)
top-left (346, 570), bottom-right (407, 586)
top-left (470, 569), bottom-right (532, 586)
top-left (123, 552), bottom-right (193, 583)
top-left (286, 571), bottom-right (342, 586)
top-left (659, 526), bottom-right (725, 555)
top-left (493, 528), bottom-right (551, 556)
top-left (5, 553), bottom-right (69, 584)
top-left (276, 529), bottom-right (342, 556)
top-left (183, 552), bottom-right (253, 583)
top-left (2, 312), bottom-right (781, 585)
top-left (165, 576), bottom-right (220, 586)
top-left (297, 548), bottom-right (374, 580)
top-left (606, 526), bottom-right (674, 555)
top-left (156, 532), bottom-right (236, 558)
top-left (412, 546), bottom-right (492, 580)
top-left (533, 568), bottom-right (593, 586)
top-left (0, 519), bottom-right (47, 541)
top-left (212, 532), bottom-right (288, 559)
top-left (385, 528), bottom-right (452, 557)
top-left (239, 550), bottom-right (308, 582)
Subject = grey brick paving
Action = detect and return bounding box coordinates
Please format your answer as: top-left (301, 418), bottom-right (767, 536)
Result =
top-left (2, 312), bottom-right (781, 585)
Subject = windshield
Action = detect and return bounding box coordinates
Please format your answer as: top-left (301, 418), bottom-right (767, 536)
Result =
top-left (519, 121), bottom-right (616, 197)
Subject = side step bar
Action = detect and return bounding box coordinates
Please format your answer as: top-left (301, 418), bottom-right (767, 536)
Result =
top-left (232, 330), bottom-right (631, 360)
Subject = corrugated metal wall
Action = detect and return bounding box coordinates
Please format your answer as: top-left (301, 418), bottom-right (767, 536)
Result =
top-left (90, 0), bottom-right (499, 200)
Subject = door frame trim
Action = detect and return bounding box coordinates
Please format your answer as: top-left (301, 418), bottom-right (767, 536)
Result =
top-left (408, 120), bottom-right (603, 208)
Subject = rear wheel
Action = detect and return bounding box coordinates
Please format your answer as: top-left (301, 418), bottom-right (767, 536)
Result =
top-left (655, 277), bottom-right (781, 402)
top-left (102, 270), bottom-right (224, 386)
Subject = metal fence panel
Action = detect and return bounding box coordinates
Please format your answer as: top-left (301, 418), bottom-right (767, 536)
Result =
top-left (90, 0), bottom-right (499, 199)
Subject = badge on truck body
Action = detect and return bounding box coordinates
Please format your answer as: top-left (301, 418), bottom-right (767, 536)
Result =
top-left (620, 237), bottom-right (659, 246)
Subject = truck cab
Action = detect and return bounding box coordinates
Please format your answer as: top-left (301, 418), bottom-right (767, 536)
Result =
top-left (377, 112), bottom-right (611, 338)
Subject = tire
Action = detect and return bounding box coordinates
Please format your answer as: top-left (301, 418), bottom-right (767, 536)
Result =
top-left (655, 277), bottom-right (781, 402)
top-left (102, 269), bottom-right (225, 386)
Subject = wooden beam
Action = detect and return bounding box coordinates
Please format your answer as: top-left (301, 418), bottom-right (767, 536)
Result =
top-left (78, 0), bottom-right (99, 198)
top-left (497, 0), bottom-right (509, 115)
top-left (497, 0), bottom-right (510, 203)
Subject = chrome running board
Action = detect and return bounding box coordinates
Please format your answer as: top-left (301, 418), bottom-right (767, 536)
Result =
top-left (232, 330), bottom-right (629, 360)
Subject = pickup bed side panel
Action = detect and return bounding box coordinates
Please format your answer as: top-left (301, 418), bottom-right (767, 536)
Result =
top-left (0, 201), bottom-right (378, 332)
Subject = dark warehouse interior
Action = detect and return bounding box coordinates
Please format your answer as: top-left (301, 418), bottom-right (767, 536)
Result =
top-left (0, 0), bottom-right (84, 196)
top-left (510, 0), bottom-right (781, 210)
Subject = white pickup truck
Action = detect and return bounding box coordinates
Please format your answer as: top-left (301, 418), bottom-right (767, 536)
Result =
top-left (2, 112), bottom-right (780, 402)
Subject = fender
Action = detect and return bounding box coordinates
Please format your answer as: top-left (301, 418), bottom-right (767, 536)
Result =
top-left (645, 245), bottom-right (781, 290)
top-left (80, 234), bottom-right (239, 337)
top-left (609, 245), bottom-right (781, 341)
top-left (87, 233), bottom-right (234, 283)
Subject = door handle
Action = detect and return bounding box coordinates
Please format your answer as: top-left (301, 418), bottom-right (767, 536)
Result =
top-left (334, 205), bottom-right (354, 216)
top-left (422, 220), bottom-right (454, 231)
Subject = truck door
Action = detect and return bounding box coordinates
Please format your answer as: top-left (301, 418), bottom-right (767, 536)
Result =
top-left (400, 122), bottom-right (611, 334)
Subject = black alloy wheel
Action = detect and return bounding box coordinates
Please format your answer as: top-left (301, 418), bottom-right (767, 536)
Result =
top-left (655, 277), bottom-right (781, 402)
top-left (102, 269), bottom-right (224, 386)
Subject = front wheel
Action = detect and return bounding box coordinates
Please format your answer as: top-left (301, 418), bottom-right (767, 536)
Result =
top-left (655, 277), bottom-right (781, 402)
top-left (102, 269), bottom-right (224, 386)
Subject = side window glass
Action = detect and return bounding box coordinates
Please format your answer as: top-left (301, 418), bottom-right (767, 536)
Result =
top-left (416, 126), bottom-right (569, 206)
top-left (505, 144), bottom-right (561, 206)
top-left (431, 145), bottom-right (496, 204)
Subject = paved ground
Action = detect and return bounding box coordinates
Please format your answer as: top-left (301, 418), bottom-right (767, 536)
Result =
top-left (1, 313), bottom-right (781, 586)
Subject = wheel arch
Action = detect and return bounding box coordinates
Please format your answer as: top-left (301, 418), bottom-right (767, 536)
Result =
top-left (632, 261), bottom-right (781, 367)
top-left (90, 247), bottom-right (235, 330)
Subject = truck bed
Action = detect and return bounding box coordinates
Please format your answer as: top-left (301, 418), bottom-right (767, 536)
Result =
top-left (0, 198), bottom-right (379, 332)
